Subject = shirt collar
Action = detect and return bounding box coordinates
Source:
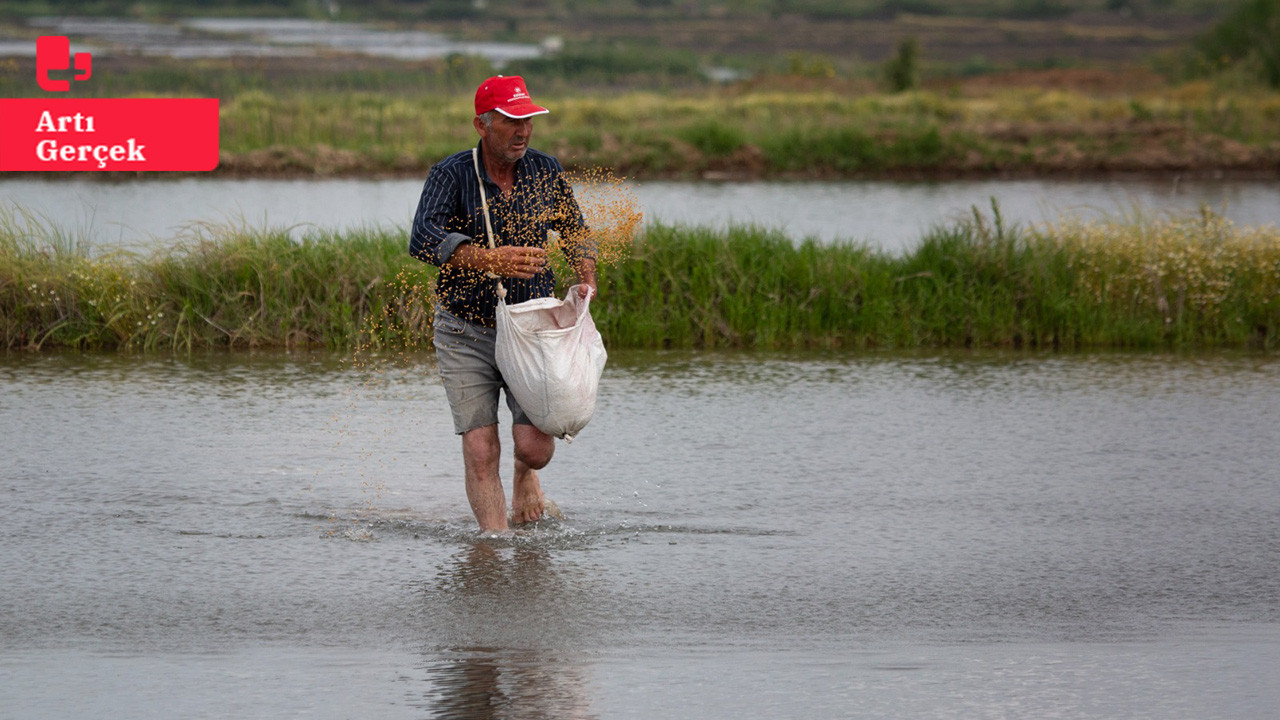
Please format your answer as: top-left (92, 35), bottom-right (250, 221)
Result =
top-left (474, 141), bottom-right (532, 188)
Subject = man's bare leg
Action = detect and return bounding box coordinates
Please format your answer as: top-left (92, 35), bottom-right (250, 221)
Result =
top-left (511, 423), bottom-right (553, 524)
top-left (462, 424), bottom-right (507, 531)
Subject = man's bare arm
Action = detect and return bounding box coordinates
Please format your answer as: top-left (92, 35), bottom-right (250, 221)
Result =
top-left (447, 243), bottom-right (548, 279)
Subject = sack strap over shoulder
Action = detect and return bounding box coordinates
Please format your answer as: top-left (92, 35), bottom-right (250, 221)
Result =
top-left (471, 147), bottom-right (507, 299)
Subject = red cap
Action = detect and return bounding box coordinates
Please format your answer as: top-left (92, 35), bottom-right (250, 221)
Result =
top-left (474, 75), bottom-right (549, 119)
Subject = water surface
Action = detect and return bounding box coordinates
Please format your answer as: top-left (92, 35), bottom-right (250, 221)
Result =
top-left (13, 17), bottom-right (542, 62)
top-left (2, 176), bottom-right (1277, 253)
top-left (1, 349), bottom-right (1277, 718)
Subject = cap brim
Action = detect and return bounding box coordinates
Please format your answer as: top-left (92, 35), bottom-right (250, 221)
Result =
top-left (495, 105), bottom-right (550, 119)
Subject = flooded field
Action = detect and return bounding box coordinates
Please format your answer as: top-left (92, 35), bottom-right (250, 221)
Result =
top-left (2, 349), bottom-right (1277, 718)
top-left (10, 17), bottom-right (543, 62)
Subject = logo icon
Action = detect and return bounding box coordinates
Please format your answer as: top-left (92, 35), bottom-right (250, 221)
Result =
top-left (36, 36), bottom-right (92, 92)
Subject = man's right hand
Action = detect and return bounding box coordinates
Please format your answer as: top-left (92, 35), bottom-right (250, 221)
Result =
top-left (449, 244), bottom-right (548, 279)
top-left (488, 245), bottom-right (549, 279)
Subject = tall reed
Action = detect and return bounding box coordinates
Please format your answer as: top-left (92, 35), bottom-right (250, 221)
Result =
top-left (0, 208), bottom-right (433, 351)
top-left (1041, 207), bottom-right (1280, 347)
top-left (602, 209), bottom-right (1279, 349)
top-left (3, 206), bottom-right (1277, 352)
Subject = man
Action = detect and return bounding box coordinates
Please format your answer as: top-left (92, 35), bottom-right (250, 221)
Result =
top-left (410, 75), bottom-right (596, 532)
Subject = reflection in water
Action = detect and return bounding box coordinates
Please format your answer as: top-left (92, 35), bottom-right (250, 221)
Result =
top-left (418, 647), bottom-right (595, 720)
top-left (411, 543), bottom-right (597, 719)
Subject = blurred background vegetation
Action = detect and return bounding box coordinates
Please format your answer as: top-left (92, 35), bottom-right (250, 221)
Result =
top-left (2, 1), bottom-right (1277, 350)
top-left (0, 0), bottom-right (1276, 177)
top-left (1, 0), bottom-right (1275, 90)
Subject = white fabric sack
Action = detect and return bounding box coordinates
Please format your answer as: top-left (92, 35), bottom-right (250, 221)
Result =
top-left (495, 285), bottom-right (606, 442)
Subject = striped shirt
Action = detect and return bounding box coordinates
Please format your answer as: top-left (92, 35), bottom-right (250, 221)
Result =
top-left (410, 143), bottom-right (588, 326)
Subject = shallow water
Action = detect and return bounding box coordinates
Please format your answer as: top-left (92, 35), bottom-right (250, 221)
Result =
top-left (1, 349), bottom-right (1278, 718)
top-left (2, 176), bottom-right (1277, 254)
top-left (14, 16), bottom-right (542, 62)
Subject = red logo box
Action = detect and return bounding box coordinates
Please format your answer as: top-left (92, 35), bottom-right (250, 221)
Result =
top-left (0, 98), bottom-right (220, 172)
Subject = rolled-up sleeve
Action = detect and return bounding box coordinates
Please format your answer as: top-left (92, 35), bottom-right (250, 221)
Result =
top-left (410, 169), bottom-right (471, 267)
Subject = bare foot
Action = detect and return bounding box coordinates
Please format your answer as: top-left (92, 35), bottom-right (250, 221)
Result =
top-left (510, 469), bottom-right (546, 525)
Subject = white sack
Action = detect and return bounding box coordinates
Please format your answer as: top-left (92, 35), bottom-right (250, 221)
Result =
top-left (495, 285), bottom-right (607, 442)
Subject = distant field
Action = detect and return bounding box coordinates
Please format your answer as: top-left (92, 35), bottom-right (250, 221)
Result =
top-left (0, 1), bottom-right (1273, 180)
top-left (478, 6), bottom-right (1218, 71)
top-left (196, 73), bottom-right (1278, 179)
top-left (0, 0), bottom-right (1228, 84)
top-left (3, 66), bottom-right (1269, 180)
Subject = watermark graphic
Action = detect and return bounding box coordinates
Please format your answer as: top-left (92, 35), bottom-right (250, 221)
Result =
top-left (36, 35), bottom-right (92, 92)
top-left (0, 36), bottom-right (219, 172)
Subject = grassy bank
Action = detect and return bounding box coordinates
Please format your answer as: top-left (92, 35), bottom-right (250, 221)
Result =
top-left (605, 209), bottom-right (1280, 349)
top-left (210, 83), bottom-right (1280, 178)
top-left (0, 212), bottom-right (435, 352)
top-left (4, 206), bottom-right (1277, 352)
top-left (5, 66), bottom-right (1274, 178)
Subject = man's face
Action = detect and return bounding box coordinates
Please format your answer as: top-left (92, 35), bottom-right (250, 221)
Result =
top-left (476, 113), bottom-right (533, 165)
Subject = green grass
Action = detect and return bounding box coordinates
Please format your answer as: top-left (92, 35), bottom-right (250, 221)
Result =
top-left (203, 85), bottom-right (1280, 177)
top-left (0, 208), bottom-right (434, 351)
top-left (6, 52), bottom-right (1276, 177)
top-left (3, 205), bottom-right (1278, 352)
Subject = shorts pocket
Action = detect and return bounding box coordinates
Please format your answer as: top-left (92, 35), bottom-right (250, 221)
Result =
top-left (433, 312), bottom-right (465, 336)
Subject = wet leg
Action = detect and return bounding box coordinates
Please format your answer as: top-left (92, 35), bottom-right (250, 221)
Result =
top-left (511, 423), bottom-right (553, 524)
top-left (462, 424), bottom-right (506, 531)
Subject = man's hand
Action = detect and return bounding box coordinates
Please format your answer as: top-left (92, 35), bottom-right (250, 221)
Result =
top-left (449, 244), bottom-right (547, 279)
top-left (488, 246), bottom-right (548, 279)
top-left (574, 260), bottom-right (598, 300)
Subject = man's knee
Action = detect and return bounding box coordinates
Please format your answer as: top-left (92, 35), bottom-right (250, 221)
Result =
top-left (461, 425), bottom-right (501, 468)
top-left (514, 443), bottom-right (553, 470)
top-left (513, 425), bottom-right (554, 469)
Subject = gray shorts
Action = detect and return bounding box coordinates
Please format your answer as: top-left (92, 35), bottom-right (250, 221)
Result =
top-left (432, 308), bottom-right (532, 434)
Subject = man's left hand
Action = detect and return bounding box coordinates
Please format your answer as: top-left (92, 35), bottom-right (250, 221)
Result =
top-left (574, 260), bottom-right (597, 300)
